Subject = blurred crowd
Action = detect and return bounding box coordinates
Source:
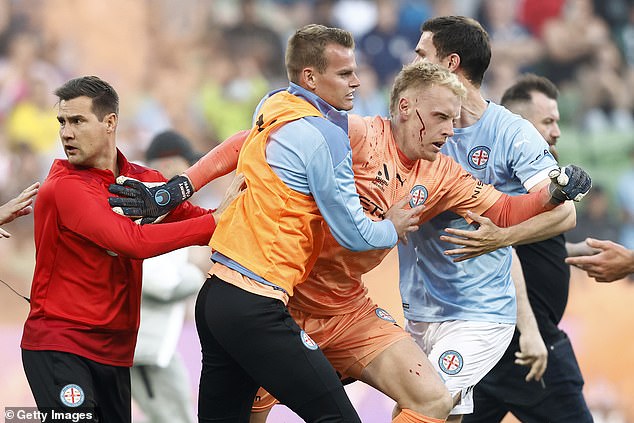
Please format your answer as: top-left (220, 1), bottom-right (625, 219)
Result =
top-left (0, 0), bottom-right (631, 279)
top-left (1, 1), bottom-right (634, 263)
top-left (0, 0), bottom-right (633, 421)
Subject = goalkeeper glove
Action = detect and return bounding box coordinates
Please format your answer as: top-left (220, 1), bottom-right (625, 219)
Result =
top-left (108, 174), bottom-right (194, 224)
top-left (548, 165), bottom-right (591, 204)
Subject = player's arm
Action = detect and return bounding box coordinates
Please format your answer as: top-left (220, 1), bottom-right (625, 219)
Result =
top-left (58, 177), bottom-right (217, 259)
top-left (305, 135), bottom-right (422, 251)
top-left (493, 178), bottom-right (576, 246)
top-left (442, 165), bottom-right (590, 261)
top-left (511, 249), bottom-right (548, 381)
top-left (185, 130), bottom-right (248, 189)
top-left (480, 165), bottom-right (587, 227)
top-left (109, 130), bottom-right (248, 221)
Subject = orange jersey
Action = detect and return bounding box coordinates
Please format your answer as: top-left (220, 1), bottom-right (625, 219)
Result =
top-left (290, 115), bottom-right (502, 315)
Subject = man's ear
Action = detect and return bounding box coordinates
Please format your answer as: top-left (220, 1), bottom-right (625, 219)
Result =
top-left (398, 97), bottom-right (410, 118)
top-left (446, 53), bottom-right (460, 73)
top-left (301, 67), bottom-right (317, 90)
top-left (105, 113), bottom-right (118, 134)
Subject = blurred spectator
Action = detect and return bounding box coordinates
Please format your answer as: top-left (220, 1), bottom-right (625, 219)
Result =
top-left (477, 0), bottom-right (543, 73)
top-left (223, 0), bottom-right (286, 84)
top-left (576, 41), bottom-right (633, 132)
top-left (540, 0), bottom-right (610, 88)
top-left (357, 0), bottom-right (417, 86)
top-left (197, 49), bottom-right (269, 142)
top-left (566, 185), bottom-right (621, 244)
top-left (614, 3), bottom-right (634, 128)
top-left (5, 74), bottom-right (59, 155)
top-left (332, 0), bottom-right (376, 37)
top-left (482, 58), bottom-right (521, 103)
top-left (312, 0), bottom-right (338, 26)
top-left (426, 0), bottom-right (461, 17)
top-left (127, 41), bottom-right (214, 160)
top-left (518, 0), bottom-right (565, 37)
top-left (0, 0), bottom-right (31, 56)
top-left (7, 143), bottom-right (45, 204)
top-left (615, 2), bottom-right (634, 66)
top-left (0, 29), bottom-right (63, 122)
top-left (592, 0), bottom-right (630, 34)
top-left (616, 146), bottom-right (634, 250)
top-left (131, 130), bottom-right (204, 423)
top-left (398, 0), bottom-right (433, 38)
top-left (350, 62), bottom-right (388, 117)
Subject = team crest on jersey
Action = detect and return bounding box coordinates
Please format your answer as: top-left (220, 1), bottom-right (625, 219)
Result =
top-left (60, 384), bottom-right (85, 407)
top-left (300, 330), bottom-right (318, 350)
top-left (438, 350), bottom-right (463, 375)
top-left (409, 185), bottom-right (428, 208)
top-left (375, 308), bottom-right (396, 323)
top-left (468, 146), bottom-right (490, 170)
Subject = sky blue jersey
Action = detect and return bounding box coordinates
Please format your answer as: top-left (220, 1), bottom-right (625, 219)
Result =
top-left (398, 101), bottom-right (557, 324)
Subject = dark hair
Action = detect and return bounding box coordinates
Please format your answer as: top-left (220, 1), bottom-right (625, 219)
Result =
top-left (54, 76), bottom-right (119, 120)
top-left (285, 24), bottom-right (354, 83)
top-left (421, 16), bottom-right (491, 87)
top-left (146, 130), bottom-right (201, 165)
top-left (501, 73), bottom-right (559, 107)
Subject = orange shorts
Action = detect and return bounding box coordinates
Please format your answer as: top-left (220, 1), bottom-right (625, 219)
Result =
top-left (252, 297), bottom-right (409, 412)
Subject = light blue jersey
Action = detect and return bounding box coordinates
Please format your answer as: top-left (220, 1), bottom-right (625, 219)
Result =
top-left (398, 101), bottom-right (557, 324)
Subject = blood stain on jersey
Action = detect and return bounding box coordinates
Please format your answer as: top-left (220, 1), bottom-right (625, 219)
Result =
top-left (438, 350), bottom-right (463, 375)
top-left (468, 146), bottom-right (490, 170)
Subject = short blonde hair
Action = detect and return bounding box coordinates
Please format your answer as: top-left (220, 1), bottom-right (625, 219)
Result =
top-left (389, 62), bottom-right (466, 116)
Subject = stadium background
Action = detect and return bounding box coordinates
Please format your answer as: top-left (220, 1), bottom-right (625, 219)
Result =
top-left (0, 0), bottom-right (633, 421)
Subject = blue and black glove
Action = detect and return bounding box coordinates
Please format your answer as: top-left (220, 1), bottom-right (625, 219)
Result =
top-left (548, 165), bottom-right (592, 204)
top-left (108, 175), bottom-right (194, 224)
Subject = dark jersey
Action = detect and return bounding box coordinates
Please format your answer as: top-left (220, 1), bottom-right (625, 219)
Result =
top-left (515, 233), bottom-right (570, 343)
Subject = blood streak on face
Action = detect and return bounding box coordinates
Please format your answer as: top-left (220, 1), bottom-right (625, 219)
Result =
top-left (416, 109), bottom-right (426, 143)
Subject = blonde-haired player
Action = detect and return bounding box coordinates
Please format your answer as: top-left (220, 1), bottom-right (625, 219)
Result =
top-left (111, 60), bottom-right (591, 422)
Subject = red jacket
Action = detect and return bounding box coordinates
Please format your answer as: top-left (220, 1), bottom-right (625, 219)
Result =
top-left (21, 151), bottom-right (215, 366)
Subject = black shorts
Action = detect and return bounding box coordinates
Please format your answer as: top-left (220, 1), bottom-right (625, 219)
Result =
top-left (22, 349), bottom-right (131, 423)
top-left (195, 275), bottom-right (361, 423)
top-left (464, 332), bottom-right (592, 423)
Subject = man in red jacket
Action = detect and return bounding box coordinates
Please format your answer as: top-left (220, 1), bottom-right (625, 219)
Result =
top-left (20, 76), bottom-right (240, 422)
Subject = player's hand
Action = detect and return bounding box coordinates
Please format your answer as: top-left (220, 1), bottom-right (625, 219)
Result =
top-left (548, 165), bottom-right (591, 204)
top-left (108, 175), bottom-right (194, 224)
top-left (211, 173), bottom-right (246, 222)
top-left (515, 328), bottom-right (548, 382)
top-left (440, 211), bottom-right (511, 262)
top-left (0, 181), bottom-right (40, 238)
top-left (384, 195), bottom-right (425, 244)
top-left (565, 238), bottom-right (634, 282)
